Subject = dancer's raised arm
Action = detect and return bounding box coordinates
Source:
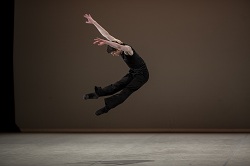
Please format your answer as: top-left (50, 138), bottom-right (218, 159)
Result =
top-left (84, 14), bottom-right (121, 43)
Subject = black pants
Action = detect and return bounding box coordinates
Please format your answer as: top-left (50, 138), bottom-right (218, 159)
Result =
top-left (95, 69), bottom-right (149, 111)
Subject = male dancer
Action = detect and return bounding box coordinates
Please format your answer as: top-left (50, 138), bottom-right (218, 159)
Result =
top-left (83, 14), bottom-right (149, 116)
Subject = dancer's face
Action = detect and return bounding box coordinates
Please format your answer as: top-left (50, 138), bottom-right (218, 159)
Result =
top-left (111, 50), bottom-right (122, 56)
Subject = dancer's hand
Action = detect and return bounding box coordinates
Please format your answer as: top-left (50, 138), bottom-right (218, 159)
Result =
top-left (84, 14), bottom-right (95, 24)
top-left (93, 38), bottom-right (107, 46)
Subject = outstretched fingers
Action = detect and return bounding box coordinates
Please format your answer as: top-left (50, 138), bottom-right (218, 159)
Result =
top-left (83, 14), bottom-right (93, 24)
top-left (93, 37), bottom-right (104, 43)
top-left (93, 41), bottom-right (105, 46)
top-left (93, 40), bottom-right (99, 45)
top-left (93, 38), bottom-right (106, 46)
top-left (83, 14), bottom-right (90, 18)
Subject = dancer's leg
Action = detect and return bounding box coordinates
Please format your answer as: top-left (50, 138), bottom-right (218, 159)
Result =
top-left (84, 73), bottom-right (132, 100)
top-left (96, 75), bottom-right (148, 115)
top-left (95, 73), bottom-right (133, 97)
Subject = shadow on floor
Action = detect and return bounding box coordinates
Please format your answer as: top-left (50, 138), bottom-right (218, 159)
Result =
top-left (68, 160), bottom-right (154, 165)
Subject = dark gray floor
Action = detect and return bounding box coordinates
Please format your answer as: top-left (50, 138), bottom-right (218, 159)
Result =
top-left (0, 133), bottom-right (249, 166)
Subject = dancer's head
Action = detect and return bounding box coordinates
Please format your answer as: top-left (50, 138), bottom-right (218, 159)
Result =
top-left (108, 47), bottom-right (122, 56)
top-left (106, 41), bottom-right (124, 56)
top-left (107, 45), bottom-right (117, 54)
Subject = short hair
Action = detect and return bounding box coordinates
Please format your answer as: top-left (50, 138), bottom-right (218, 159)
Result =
top-left (107, 45), bottom-right (117, 53)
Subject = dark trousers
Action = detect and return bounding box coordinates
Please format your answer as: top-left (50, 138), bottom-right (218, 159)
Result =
top-left (95, 70), bottom-right (149, 111)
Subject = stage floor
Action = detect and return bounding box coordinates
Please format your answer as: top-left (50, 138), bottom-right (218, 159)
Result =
top-left (0, 133), bottom-right (249, 166)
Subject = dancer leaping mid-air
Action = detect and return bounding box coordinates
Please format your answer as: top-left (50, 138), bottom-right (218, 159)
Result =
top-left (83, 14), bottom-right (149, 116)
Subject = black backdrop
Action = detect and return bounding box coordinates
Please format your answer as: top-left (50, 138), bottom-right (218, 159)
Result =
top-left (0, 0), bottom-right (20, 132)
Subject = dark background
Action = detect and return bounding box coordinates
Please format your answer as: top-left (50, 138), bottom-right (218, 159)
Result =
top-left (1, 0), bottom-right (20, 132)
top-left (3, 0), bottom-right (250, 132)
